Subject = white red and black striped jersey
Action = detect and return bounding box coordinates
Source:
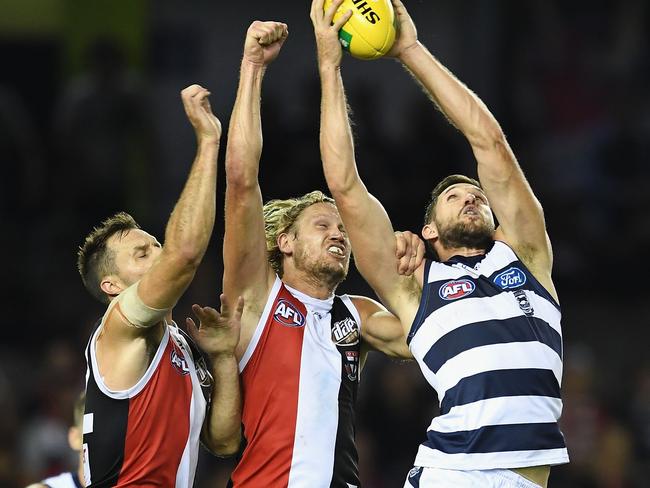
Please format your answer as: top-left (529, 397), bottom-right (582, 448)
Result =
top-left (408, 241), bottom-right (569, 470)
top-left (230, 277), bottom-right (362, 488)
top-left (82, 299), bottom-right (209, 487)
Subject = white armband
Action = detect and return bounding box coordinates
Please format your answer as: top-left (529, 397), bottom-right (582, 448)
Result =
top-left (116, 282), bottom-right (171, 328)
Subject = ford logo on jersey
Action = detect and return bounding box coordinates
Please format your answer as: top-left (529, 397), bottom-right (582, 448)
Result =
top-left (273, 299), bottom-right (306, 327)
top-left (439, 279), bottom-right (475, 300)
top-left (493, 267), bottom-right (527, 289)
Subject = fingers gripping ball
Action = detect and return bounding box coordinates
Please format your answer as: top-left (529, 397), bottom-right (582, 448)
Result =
top-left (325, 0), bottom-right (396, 60)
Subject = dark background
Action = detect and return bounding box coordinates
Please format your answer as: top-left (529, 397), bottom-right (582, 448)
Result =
top-left (1, 0), bottom-right (649, 486)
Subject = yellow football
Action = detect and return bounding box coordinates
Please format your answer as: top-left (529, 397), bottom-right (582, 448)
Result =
top-left (324, 0), bottom-right (396, 60)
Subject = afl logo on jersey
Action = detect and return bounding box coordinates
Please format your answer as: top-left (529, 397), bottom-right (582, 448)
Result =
top-left (439, 279), bottom-right (475, 300)
top-left (171, 349), bottom-right (190, 375)
top-left (493, 267), bottom-right (527, 290)
top-left (273, 299), bottom-right (306, 327)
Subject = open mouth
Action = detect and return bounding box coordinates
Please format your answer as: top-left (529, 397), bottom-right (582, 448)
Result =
top-left (327, 245), bottom-right (346, 258)
top-left (462, 206), bottom-right (479, 217)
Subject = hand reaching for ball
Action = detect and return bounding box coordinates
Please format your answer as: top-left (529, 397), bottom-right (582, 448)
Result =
top-left (311, 0), bottom-right (353, 69)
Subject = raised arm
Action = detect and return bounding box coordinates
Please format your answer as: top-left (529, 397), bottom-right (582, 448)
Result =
top-left (186, 294), bottom-right (244, 456)
top-left (223, 21), bottom-right (288, 305)
top-left (311, 0), bottom-right (419, 313)
top-left (98, 85), bottom-right (221, 390)
top-left (135, 85), bottom-right (221, 311)
top-left (389, 0), bottom-right (552, 281)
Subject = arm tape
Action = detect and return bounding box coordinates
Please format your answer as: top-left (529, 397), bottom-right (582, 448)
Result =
top-left (116, 282), bottom-right (171, 328)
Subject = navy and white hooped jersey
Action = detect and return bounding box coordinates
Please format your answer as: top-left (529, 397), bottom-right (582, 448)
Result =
top-left (408, 241), bottom-right (569, 470)
top-left (230, 277), bottom-right (362, 488)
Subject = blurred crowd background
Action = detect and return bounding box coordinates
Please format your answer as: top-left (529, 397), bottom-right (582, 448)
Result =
top-left (1, 0), bottom-right (650, 486)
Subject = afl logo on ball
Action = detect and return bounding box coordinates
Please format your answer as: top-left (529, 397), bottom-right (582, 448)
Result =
top-left (439, 279), bottom-right (475, 300)
top-left (273, 299), bottom-right (306, 327)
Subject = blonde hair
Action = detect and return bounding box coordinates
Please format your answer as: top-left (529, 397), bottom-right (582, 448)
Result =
top-left (263, 191), bottom-right (335, 276)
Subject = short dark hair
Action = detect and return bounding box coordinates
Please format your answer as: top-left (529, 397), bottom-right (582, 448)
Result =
top-left (77, 212), bottom-right (140, 304)
top-left (423, 174), bottom-right (482, 224)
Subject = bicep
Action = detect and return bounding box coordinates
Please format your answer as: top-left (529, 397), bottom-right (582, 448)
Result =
top-left (473, 141), bottom-right (552, 269)
top-left (356, 297), bottom-right (412, 359)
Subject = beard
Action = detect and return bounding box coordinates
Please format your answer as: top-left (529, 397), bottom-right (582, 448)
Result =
top-left (293, 244), bottom-right (349, 290)
top-left (437, 217), bottom-right (494, 251)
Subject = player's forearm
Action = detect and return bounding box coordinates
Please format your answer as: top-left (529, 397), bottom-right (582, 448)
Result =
top-left (164, 140), bottom-right (218, 266)
top-left (225, 61), bottom-right (266, 189)
top-left (319, 64), bottom-right (361, 197)
top-left (204, 354), bottom-right (242, 456)
top-left (399, 42), bottom-right (505, 150)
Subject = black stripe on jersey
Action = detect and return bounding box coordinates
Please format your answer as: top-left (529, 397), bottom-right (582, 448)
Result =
top-left (330, 297), bottom-right (361, 488)
top-left (424, 422), bottom-right (566, 454)
top-left (84, 340), bottom-right (129, 487)
top-left (423, 316), bottom-right (562, 374)
top-left (407, 259), bottom-right (433, 345)
top-left (439, 368), bottom-right (561, 415)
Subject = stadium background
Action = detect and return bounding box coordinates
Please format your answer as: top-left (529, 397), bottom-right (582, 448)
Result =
top-left (1, 0), bottom-right (649, 486)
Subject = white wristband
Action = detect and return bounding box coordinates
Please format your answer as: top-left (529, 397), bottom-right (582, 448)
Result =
top-left (116, 282), bottom-right (170, 328)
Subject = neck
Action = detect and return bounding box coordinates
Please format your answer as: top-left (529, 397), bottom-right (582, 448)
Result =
top-left (281, 268), bottom-right (337, 300)
top-left (435, 245), bottom-right (487, 262)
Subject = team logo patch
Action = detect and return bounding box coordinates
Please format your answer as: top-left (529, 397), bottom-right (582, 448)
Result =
top-left (493, 267), bottom-right (527, 289)
top-left (439, 279), bottom-right (475, 300)
top-left (514, 289), bottom-right (535, 316)
top-left (344, 350), bottom-right (359, 382)
top-left (170, 349), bottom-right (190, 375)
top-left (331, 317), bottom-right (360, 346)
top-left (273, 299), bottom-right (306, 327)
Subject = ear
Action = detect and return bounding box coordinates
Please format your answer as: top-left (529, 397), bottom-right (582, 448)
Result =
top-left (422, 222), bottom-right (438, 241)
top-left (100, 276), bottom-right (124, 298)
top-left (277, 232), bottom-right (294, 255)
top-left (68, 426), bottom-right (82, 451)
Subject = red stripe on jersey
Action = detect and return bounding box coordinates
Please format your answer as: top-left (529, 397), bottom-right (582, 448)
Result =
top-left (231, 285), bottom-right (307, 487)
top-left (117, 338), bottom-right (193, 485)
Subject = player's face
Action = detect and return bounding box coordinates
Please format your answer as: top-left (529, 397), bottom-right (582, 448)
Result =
top-left (108, 229), bottom-right (163, 288)
top-left (432, 184), bottom-right (495, 249)
top-left (290, 203), bottom-right (350, 287)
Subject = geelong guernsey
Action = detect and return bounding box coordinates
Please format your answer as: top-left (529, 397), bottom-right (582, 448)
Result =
top-left (82, 299), bottom-right (209, 487)
top-left (230, 277), bottom-right (362, 488)
top-left (408, 241), bottom-right (569, 470)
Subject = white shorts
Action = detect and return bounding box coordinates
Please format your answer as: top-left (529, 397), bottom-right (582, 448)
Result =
top-left (403, 466), bottom-right (542, 488)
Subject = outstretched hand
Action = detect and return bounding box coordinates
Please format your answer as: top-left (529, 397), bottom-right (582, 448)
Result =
top-left (181, 84), bottom-right (222, 144)
top-left (395, 230), bottom-right (425, 275)
top-left (386, 0), bottom-right (418, 59)
top-left (186, 294), bottom-right (244, 359)
top-left (243, 21), bottom-right (289, 67)
top-left (310, 0), bottom-right (353, 68)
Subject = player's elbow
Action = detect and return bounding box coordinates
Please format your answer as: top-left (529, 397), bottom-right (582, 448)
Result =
top-left (206, 432), bottom-right (242, 458)
top-left (164, 245), bottom-right (204, 271)
top-left (468, 122), bottom-right (507, 153)
top-left (225, 150), bottom-right (261, 189)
